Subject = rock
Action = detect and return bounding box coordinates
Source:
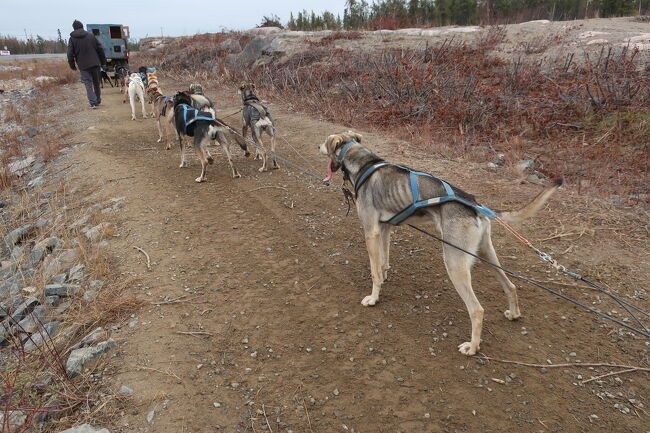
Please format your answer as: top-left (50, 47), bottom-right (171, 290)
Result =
top-left (0, 275), bottom-right (21, 299)
top-left (68, 327), bottom-right (108, 352)
top-left (85, 223), bottom-right (113, 242)
top-left (83, 290), bottom-right (97, 302)
top-left (229, 36), bottom-right (277, 69)
top-left (28, 176), bottom-right (45, 188)
top-left (0, 411), bottom-right (26, 430)
top-left (93, 240), bottom-right (109, 249)
top-left (146, 410), bottom-right (155, 423)
top-left (486, 162), bottom-right (498, 169)
top-left (4, 224), bottom-right (36, 247)
top-left (45, 295), bottom-right (61, 307)
top-left (45, 284), bottom-right (80, 297)
top-left (58, 424), bottom-right (110, 433)
top-left (247, 26), bottom-right (283, 35)
top-left (220, 38), bottom-right (242, 53)
top-left (50, 273), bottom-right (67, 284)
top-left (70, 215), bottom-right (90, 229)
top-left (119, 385), bottom-right (134, 396)
top-left (10, 245), bottom-right (25, 261)
top-left (8, 156), bottom-right (35, 175)
top-left (66, 339), bottom-right (117, 377)
top-left (24, 321), bottom-right (60, 351)
top-left (16, 306), bottom-right (48, 333)
top-left (89, 280), bottom-right (105, 289)
top-left (0, 199), bottom-right (8, 208)
top-left (43, 249), bottom-right (79, 278)
top-left (29, 236), bottom-right (63, 265)
top-left (68, 264), bottom-right (85, 282)
top-left (5, 297), bottom-right (39, 324)
top-left (36, 217), bottom-right (50, 229)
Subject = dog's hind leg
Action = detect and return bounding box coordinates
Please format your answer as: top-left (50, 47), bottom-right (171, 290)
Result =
top-left (268, 129), bottom-right (279, 169)
top-left (129, 92), bottom-right (136, 120)
top-left (140, 93), bottom-right (148, 119)
top-left (361, 222), bottom-right (386, 307)
top-left (156, 118), bottom-right (164, 143)
top-left (194, 138), bottom-right (209, 183)
top-left (442, 239), bottom-right (484, 356)
top-left (216, 130), bottom-right (241, 178)
top-left (480, 224), bottom-right (520, 321)
top-left (177, 134), bottom-right (187, 168)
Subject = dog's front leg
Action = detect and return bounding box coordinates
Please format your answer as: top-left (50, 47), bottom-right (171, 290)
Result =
top-left (380, 224), bottom-right (391, 280)
top-left (361, 225), bottom-right (385, 307)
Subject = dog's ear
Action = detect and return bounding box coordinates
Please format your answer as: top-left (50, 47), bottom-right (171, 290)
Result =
top-left (239, 83), bottom-right (246, 91)
top-left (325, 134), bottom-right (345, 157)
top-left (347, 131), bottom-right (362, 143)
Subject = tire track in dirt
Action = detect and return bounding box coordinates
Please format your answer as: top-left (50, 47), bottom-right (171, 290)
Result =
top-left (59, 81), bottom-right (648, 433)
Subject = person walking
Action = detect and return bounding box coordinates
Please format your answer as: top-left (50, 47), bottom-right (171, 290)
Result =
top-left (67, 20), bottom-right (106, 108)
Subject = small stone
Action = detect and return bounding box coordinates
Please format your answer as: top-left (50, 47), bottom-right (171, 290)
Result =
top-left (85, 223), bottom-right (113, 242)
top-left (89, 280), bottom-right (105, 289)
top-left (66, 339), bottom-right (117, 377)
top-left (213, 402), bottom-right (222, 408)
top-left (44, 284), bottom-right (80, 297)
top-left (424, 413), bottom-right (431, 418)
top-left (230, 382), bottom-right (240, 388)
top-left (4, 224), bottom-right (35, 247)
top-left (119, 385), bottom-right (134, 396)
top-left (146, 410), bottom-right (155, 423)
top-left (569, 352), bottom-right (577, 357)
top-left (333, 388), bottom-right (340, 396)
top-left (24, 321), bottom-right (60, 352)
top-left (27, 176), bottom-right (44, 188)
top-left (241, 337), bottom-right (249, 344)
top-left (0, 410), bottom-right (26, 430)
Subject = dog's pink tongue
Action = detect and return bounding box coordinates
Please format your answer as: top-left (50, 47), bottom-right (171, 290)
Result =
top-left (323, 160), bottom-right (334, 183)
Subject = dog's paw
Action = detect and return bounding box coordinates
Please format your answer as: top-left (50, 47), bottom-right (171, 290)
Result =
top-left (232, 172), bottom-right (242, 179)
top-left (165, 144), bottom-right (171, 150)
top-left (131, 117), bottom-right (136, 121)
top-left (157, 138), bottom-right (162, 143)
top-left (457, 342), bottom-right (478, 356)
top-left (258, 166), bottom-right (266, 173)
top-left (504, 309), bottom-right (521, 321)
top-left (361, 295), bottom-right (378, 306)
top-left (179, 162), bottom-right (187, 168)
top-left (195, 176), bottom-right (206, 183)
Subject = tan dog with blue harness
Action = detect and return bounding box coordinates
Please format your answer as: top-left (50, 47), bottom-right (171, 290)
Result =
top-left (320, 131), bottom-right (562, 356)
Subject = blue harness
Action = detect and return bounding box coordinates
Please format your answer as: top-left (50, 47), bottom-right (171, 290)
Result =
top-left (178, 104), bottom-right (215, 136)
top-left (339, 141), bottom-right (497, 225)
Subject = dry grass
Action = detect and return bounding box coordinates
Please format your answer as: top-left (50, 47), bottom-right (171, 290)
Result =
top-left (136, 31), bottom-right (649, 203)
top-left (1, 184), bottom-right (141, 432)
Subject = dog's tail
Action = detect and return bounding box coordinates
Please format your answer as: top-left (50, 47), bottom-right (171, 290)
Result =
top-left (496, 178), bottom-right (563, 223)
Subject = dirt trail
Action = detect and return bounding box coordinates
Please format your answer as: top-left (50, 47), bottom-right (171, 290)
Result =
top-left (58, 80), bottom-right (648, 433)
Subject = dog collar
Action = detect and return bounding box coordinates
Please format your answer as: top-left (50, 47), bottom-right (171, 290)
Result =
top-left (337, 140), bottom-right (357, 164)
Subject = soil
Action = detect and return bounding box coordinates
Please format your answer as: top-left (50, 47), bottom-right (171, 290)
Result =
top-left (47, 76), bottom-right (648, 433)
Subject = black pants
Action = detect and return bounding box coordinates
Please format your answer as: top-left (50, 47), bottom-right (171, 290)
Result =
top-left (80, 66), bottom-right (101, 106)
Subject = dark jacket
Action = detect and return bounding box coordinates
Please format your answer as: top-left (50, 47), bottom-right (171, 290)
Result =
top-left (67, 29), bottom-right (106, 70)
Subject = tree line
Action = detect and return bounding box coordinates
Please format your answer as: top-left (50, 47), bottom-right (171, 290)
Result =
top-left (0, 30), bottom-right (67, 54)
top-left (268, 0), bottom-right (649, 30)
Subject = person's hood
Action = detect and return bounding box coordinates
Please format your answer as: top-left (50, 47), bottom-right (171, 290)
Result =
top-left (70, 29), bottom-right (89, 38)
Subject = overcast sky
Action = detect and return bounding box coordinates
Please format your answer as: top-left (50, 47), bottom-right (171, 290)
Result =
top-left (1, 0), bottom-right (346, 40)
